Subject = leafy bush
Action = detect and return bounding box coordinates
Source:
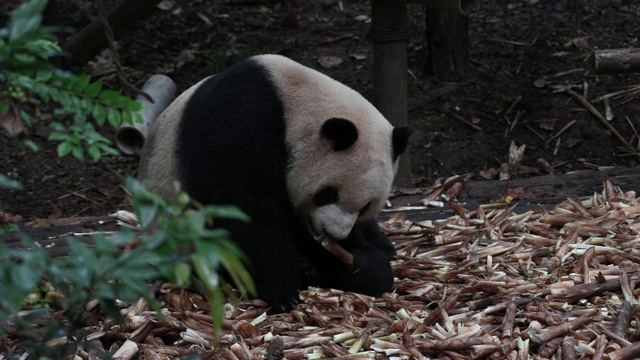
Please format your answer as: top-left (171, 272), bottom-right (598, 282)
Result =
top-left (1, 2), bottom-right (256, 357)
top-left (0, 0), bottom-right (142, 162)
top-left (0, 178), bottom-right (255, 358)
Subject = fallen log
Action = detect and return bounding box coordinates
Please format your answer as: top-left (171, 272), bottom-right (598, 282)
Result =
top-left (61, 0), bottom-right (161, 66)
top-left (593, 48), bottom-right (640, 75)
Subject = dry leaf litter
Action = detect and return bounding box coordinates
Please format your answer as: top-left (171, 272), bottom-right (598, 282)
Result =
top-left (5, 181), bottom-right (640, 360)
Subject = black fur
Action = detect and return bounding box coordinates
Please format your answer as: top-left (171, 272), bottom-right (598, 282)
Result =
top-left (176, 58), bottom-right (395, 313)
top-left (321, 118), bottom-right (358, 151)
top-left (299, 218), bottom-right (395, 297)
top-left (314, 187), bottom-right (339, 206)
top-left (392, 127), bottom-right (412, 160)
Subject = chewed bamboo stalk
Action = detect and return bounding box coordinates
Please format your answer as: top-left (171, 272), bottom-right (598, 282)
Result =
top-left (529, 309), bottom-right (600, 344)
top-left (13, 181), bottom-right (640, 359)
top-left (320, 238), bottom-right (354, 266)
top-left (111, 339), bottom-right (139, 360)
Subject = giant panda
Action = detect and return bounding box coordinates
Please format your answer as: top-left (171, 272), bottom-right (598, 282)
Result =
top-left (139, 54), bottom-right (411, 312)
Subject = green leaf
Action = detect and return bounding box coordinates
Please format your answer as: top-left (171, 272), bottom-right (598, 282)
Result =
top-left (49, 121), bottom-right (65, 132)
top-left (98, 143), bottom-right (120, 156)
top-left (95, 282), bottom-right (116, 300)
top-left (0, 174), bottom-right (23, 190)
top-left (220, 249), bottom-right (255, 296)
top-left (13, 53), bottom-right (36, 64)
top-left (20, 110), bottom-right (32, 126)
top-left (8, 0), bottom-right (47, 42)
top-left (191, 254), bottom-right (219, 291)
top-left (107, 109), bottom-right (122, 128)
top-left (209, 287), bottom-right (224, 343)
top-left (35, 70), bottom-right (52, 82)
top-left (87, 145), bottom-right (101, 162)
top-left (10, 264), bottom-right (41, 293)
top-left (102, 301), bottom-right (126, 324)
top-left (71, 144), bottom-right (84, 161)
top-left (206, 206), bottom-right (250, 222)
top-left (66, 238), bottom-right (95, 265)
top-left (91, 104), bottom-right (107, 126)
top-left (48, 132), bottom-right (67, 141)
top-left (73, 74), bottom-right (91, 92)
top-left (123, 100), bottom-right (143, 112)
top-left (36, 85), bottom-right (50, 103)
top-left (84, 82), bottom-right (102, 99)
top-left (81, 98), bottom-right (93, 116)
top-left (56, 141), bottom-right (72, 158)
top-left (98, 89), bottom-right (120, 104)
top-left (119, 276), bottom-right (154, 300)
top-left (21, 139), bottom-right (39, 152)
top-left (136, 203), bottom-right (158, 229)
top-left (174, 261), bottom-right (191, 287)
top-left (122, 110), bottom-right (133, 126)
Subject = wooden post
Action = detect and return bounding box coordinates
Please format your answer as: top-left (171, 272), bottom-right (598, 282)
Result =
top-left (425, 8), bottom-right (470, 80)
top-left (371, 0), bottom-right (413, 188)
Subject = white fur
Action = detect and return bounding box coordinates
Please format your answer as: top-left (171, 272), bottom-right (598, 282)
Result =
top-left (139, 77), bottom-right (211, 198)
top-left (255, 55), bottom-right (398, 240)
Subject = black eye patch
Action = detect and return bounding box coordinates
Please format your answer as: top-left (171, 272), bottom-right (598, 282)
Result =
top-left (314, 187), bottom-right (339, 206)
top-left (359, 201), bottom-right (372, 216)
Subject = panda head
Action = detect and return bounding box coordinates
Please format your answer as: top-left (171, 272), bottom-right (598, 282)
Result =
top-left (254, 55), bottom-right (411, 241)
top-left (300, 118), bottom-right (411, 241)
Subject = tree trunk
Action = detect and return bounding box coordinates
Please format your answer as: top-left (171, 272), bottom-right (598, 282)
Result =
top-left (371, 0), bottom-right (413, 188)
top-left (425, 8), bottom-right (470, 80)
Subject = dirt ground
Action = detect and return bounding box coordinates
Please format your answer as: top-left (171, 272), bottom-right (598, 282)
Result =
top-left (1, 0), bottom-right (640, 220)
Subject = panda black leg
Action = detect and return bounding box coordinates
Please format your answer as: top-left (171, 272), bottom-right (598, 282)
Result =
top-left (225, 216), bottom-right (305, 314)
top-left (343, 219), bottom-right (396, 296)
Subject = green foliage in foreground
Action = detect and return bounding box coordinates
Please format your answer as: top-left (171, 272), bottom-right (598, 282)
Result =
top-left (0, 178), bottom-right (255, 359)
top-left (0, 0), bottom-right (143, 162)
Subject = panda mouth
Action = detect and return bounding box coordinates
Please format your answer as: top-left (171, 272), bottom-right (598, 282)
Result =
top-left (307, 220), bottom-right (327, 242)
top-left (310, 228), bottom-right (326, 242)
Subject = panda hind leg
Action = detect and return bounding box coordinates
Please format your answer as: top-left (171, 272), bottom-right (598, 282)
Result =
top-left (228, 216), bottom-right (305, 314)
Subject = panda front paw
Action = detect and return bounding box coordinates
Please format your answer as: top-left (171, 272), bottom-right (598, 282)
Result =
top-left (347, 250), bottom-right (394, 296)
top-left (263, 294), bottom-right (299, 314)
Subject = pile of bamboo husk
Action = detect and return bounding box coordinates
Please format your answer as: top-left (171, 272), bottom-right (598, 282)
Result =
top-left (7, 181), bottom-right (640, 360)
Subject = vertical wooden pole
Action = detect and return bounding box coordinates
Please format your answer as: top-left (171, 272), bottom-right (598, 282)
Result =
top-left (371, 0), bottom-right (413, 188)
top-left (426, 8), bottom-right (470, 79)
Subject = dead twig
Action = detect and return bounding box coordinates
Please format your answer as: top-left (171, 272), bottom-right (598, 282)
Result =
top-left (94, 0), bottom-right (153, 103)
top-left (450, 113), bottom-right (482, 131)
top-left (545, 119), bottom-right (576, 145)
top-left (565, 89), bottom-right (634, 154)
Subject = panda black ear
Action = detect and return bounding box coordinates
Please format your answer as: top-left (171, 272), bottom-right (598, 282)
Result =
top-left (321, 118), bottom-right (358, 151)
top-left (392, 127), bottom-right (412, 160)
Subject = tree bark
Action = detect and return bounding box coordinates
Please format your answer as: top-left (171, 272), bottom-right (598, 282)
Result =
top-left (371, 0), bottom-right (413, 188)
top-left (593, 48), bottom-right (640, 75)
top-left (425, 8), bottom-right (470, 80)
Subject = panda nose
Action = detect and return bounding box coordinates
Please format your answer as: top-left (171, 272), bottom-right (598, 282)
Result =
top-left (329, 213), bottom-right (359, 240)
top-left (324, 226), bottom-right (351, 241)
